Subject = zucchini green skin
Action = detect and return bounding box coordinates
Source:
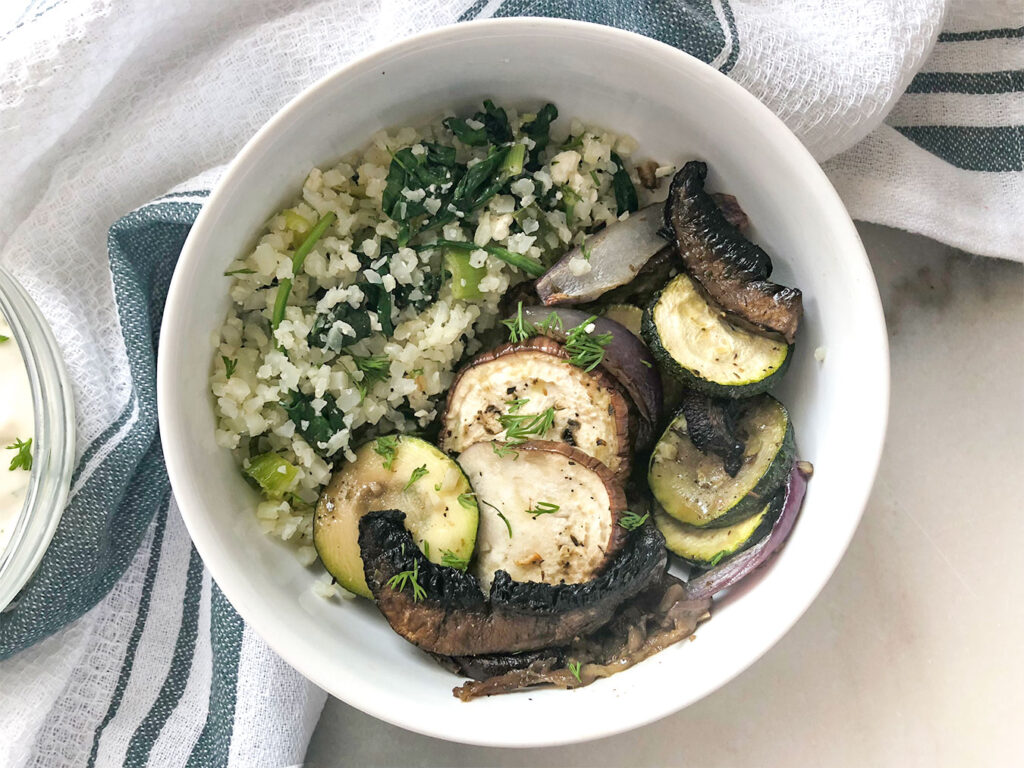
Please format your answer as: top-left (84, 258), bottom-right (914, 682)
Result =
top-left (648, 395), bottom-right (795, 528)
top-left (641, 276), bottom-right (792, 399)
top-left (654, 497), bottom-right (781, 568)
top-left (313, 435), bottom-right (478, 598)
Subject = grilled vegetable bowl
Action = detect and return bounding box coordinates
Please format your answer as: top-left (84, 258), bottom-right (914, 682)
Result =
top-left (207, 92), bottom-right (814, 699)
top-left (159, 19), bottom-right (888, 748)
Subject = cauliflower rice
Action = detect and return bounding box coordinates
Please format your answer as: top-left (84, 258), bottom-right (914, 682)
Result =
top-left (210, 104), bottom-right (641, 566)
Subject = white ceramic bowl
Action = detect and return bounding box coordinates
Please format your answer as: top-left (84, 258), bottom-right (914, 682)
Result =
top-left (158, 18), bottom-right (889, 747)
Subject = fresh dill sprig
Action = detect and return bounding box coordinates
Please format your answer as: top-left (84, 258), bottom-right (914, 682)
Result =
top-left (498, 407), bottom-right (555, 444)
top-left (221, 355), bottom-right (237, 379)
top-left (386, 559), bottom-right (427, 602)
top-left (457, 492), bottom-right (477, 509)
top-left (640, 359), bottom-right (653, 368)
top-left (536, 311), bottom-right (563, 334)
top-left (564, 315), bottom-right (613, 372)
top-left (496, 509), bottom-right (513, 538)
top-left (352, 354), bottom-right (391, 385)
top-left (403, 464), bottom-right (429, 491)
top-left (0, 335), bottom-right (9, 343)
top-left (223, 267), bottom-right (256, 276)
top-left (441, 550), bottom-right (470, 571)
top-left (374, 435), bottom-right (400, 471)
top-left (618, 510), bottom-right (649, 531)
top-left (7, 438), bottom-right (33, 472)
top-left (492, 442), bottom-right (519, 459)
top-left (505, 397), bottom-right (530, 414)
top-left (503, 301), bottom-right (535, 343)
top-left (581, 240), bottom-right (593, 261)
top-left (527, 501), bottom-right (560, 517)
top-left (568, 661), bottom-right (582, 682)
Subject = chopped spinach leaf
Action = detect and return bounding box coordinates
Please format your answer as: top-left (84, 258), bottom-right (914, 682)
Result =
top-left (610, 152), bottom-right (639, 215)
top-left (280, 390), bottom-right (346, 456)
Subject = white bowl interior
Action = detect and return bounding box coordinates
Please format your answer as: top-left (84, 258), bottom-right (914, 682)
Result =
top-left (158, 20), bottom-right (888, 747)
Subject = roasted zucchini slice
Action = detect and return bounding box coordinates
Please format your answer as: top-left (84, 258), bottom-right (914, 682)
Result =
top-left (313, 436), bottom-right (478, 597)
top-left (648, 394), bottom-right (794, 527)
top-left (642, 272), bottom-right (790, 398)
top-left (654, 494), bottom-right (781, 568)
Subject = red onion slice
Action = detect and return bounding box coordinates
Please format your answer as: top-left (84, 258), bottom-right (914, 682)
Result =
top-left (685, 463), bottom-right (810, 600)
top-left (519, 306), bottom-right (663, 449)
top-left (535, 204), bottom-right (668, 306)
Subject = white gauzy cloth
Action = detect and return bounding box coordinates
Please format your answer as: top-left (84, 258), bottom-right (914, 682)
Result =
top-left (0, 1), bottom-right (1020, 766)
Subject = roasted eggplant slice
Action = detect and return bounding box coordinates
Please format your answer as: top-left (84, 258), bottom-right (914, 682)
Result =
top-left (649, 394), bottom-right (795, 528)
top-left (358, 509), bottom-right (667, 656)
top-left (439, 336), bottom-right (632, 478)
top-left (458, 440), bottom-right (628, 591)
top-left (666, 162), bottom-right (802, 343)
top-left (643, 272), bottom-right (790, 398)
top-left (535, 204), bottom-right (668, 306)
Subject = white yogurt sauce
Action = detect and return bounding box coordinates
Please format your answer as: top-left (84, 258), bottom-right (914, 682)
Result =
top-left (0, 312), bottom-right (33, 555)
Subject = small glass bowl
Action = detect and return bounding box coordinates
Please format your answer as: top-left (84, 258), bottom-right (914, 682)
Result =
top-left (0, 267), bottom-right (76, 611)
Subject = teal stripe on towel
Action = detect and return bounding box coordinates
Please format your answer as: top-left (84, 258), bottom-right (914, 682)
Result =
top-left (122, 547), bottom-right (205, 767)
top-left (86, 501), bottom-right (170, 768)
top-left (895, 125), bottom-right (1024, 172)
top-left (185, 585), bottom-right (246, 768)
top-left (907, 70), bottom-right (1024, 95)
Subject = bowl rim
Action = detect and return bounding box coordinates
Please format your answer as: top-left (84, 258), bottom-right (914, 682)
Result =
top-left (158, 16), bottom-right (890, 746)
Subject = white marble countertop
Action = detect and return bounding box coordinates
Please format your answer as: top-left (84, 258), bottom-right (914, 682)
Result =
top-left (305, 223), bottom-right (1024, 768)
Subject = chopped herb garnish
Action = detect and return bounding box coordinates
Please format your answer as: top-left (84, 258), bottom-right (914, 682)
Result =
top-left (560, 134), bottom-right (584, 150)
top-left (568, 661), bottom-right (582, 682)
top-left (441, 549), bottom-right (470, 571)
top-left (505, 397), bottom-right (530, 413)
top-left (561, 185), bottom-right (581, 227)
top-left (404, 464), bottom-right (429, 491)
top-left (373, 435), bottom-right (400, 471)
top-left (0, 335), bottom-right (8, 343)
top-left (222, 267), bottom-right (256, 276)
top-left (492, 442), bottom-right (519, 459)
top-left (589, 169), bottom-right (601, 187)
top-left (457, 492), bottom-right (477, 509)
top-left (640, 359), bottom-right (653, 368)
top-left (527, 501), bottom-right (560, 517)
top-left (536, 312), bottom-right (563, 334)
top-left (422, 540), bottom-right (430, 558)
top-left (707, 550), bottom-right (729, 567)
top-left (499, 407), bottom-right (555, 444)
top-left (610, 152), bottom-right (639, 216)
top-left (496, 509), bottom-right (513, 538)
top-left (7, 438), bottom-right (33, 472)
top-left (386, 560), bottom-right (427, 602)
top-left (433, 481), bottom-right (443, 491)
top-left (503, 301), bottom-right (536, 343)
top-left (352, 354), bottom-right (391, 387)
top-left (221, 355), bottom-right (237, 379)
top-left (430, 240), bottom-right (545, 277)
top-left (564, 316), bottom-right (613, 372)
top-left (271, 211), bottom-right (337, 335)
top-left (279, 390), bottom-right (346, 457)
top-left (581, 241), bottom-right (593, 261)
top-left (618, 510), bottom-right (649, 531)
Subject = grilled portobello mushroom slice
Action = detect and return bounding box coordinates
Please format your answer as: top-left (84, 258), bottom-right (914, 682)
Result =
top-left (666, 161), bottom-right (802, 343)
top-left (452, 574), bottom-right (712, 699)
top-left (458, 440), bottom-right (628, 592)
top-left (439, 336), bottom-right (632, 479)
top-left (358, 509), bottom-right (667, 656)
top-left (678, 390), bottom-right (745, 477)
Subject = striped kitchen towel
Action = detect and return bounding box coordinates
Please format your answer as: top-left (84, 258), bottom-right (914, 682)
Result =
top-left (0, 1), bottom-right (1019, 766)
